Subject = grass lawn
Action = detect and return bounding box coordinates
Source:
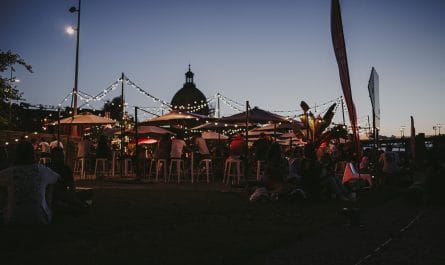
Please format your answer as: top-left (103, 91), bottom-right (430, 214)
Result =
top-left (1, 185), bottom-right (396, 265)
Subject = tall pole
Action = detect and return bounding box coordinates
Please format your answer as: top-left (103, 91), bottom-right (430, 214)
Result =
top-left (305, 111), bottom-right (310, 143)
top-left (134, 106), bottom-right (139, 179)
top-left (57, 107), bottom-right (61, 145)
top-left (70, 0), bottom-right (81, 136)
top-left (217, 93), bottom-right (221, 118)
top-left (244, 100), bottom-right (249, 185)
top-left (120, 72), bottom-right (125, 177)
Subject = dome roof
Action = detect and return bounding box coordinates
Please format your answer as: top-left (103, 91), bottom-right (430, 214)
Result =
top-left (170, 65), bottom-right (210, 115)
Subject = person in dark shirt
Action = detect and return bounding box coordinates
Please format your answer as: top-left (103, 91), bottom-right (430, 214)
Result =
top-left (253, 133), bottom-right (271, 161)
top-left (156, 134), bottom-right (172, 160)
top-left (299, 143), bottom-right (322, 200)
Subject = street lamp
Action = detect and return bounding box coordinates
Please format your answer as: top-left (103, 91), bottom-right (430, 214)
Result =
top-left (65, 25), bottom-right (76, 35)
top-left (68, 0), bottom-right (81, 135)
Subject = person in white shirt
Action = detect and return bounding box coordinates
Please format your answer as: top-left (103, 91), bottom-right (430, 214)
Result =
top-left (77, 136), bottom-right (91, 158)
top-left (194, 133), bottom-right (210, 161)
top-left (39, 138), bottom-right (51, 157)
top-left (49, 136), bottom-right (64, 151)
top-left (170, 134), bottom-right (187, 159)
top-left (0, 140), bottom-right (59, 225)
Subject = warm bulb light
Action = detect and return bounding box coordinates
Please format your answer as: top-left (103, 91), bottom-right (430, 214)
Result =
top-left (66, 26), bottom-right (76, 35)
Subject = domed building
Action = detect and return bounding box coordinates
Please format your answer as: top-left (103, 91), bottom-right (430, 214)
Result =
top-left (171, 65), bottom-right (210, 116)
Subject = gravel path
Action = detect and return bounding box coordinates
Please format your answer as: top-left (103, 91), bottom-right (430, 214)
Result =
top-left (252, 198), bottom-right (437, 265)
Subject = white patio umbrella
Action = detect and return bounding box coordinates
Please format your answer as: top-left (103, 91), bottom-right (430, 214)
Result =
top-left (201, 131), bottom-right (229, 140)
top-left (57, 112), bottom-right (117, 125)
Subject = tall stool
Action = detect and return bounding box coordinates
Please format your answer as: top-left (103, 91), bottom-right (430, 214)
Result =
top-left (74, 157), bottom-right (87, 180)
top-left (197, 159), bottom-right (213, 183)
top-left (169, 159), bottom-right (185, 183)
top-left (94, 158), bottom-right (108, 179)
top-left (146, 159), bottom-right (156, 181)
top-left (256, 160), bottom-right (265, 182)
top-left (124, 158), bottom-right (134, 176)
top-left (223, 158), bottom-right (243, 185)
top-left (39, 157), bottom-right (51, 166)
top-left (156, 159), bottom-right (168, 183)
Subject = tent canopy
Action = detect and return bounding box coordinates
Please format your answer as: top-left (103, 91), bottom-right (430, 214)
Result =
top-left (57, 112), bottom-right (116, 125)
top-left (219, 106), bottom-right (288, 123)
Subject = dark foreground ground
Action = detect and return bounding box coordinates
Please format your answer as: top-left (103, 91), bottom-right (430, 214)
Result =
top-left (1, 181), bottom-right (443, 265)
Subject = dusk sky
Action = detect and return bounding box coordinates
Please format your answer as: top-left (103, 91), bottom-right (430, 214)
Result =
top-left (1, 0), bottom-right (444, 137)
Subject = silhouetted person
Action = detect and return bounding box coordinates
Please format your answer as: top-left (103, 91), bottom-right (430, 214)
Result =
top-left (0, 140), bottom-right (59, 225)
top-left (299, 143), bottom-right (322, 200)
top-left (253, 132), bottom-right (271, 161)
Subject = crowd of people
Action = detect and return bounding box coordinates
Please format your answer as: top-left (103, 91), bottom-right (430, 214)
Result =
top-left (1, 130), bottom-right (444, 225)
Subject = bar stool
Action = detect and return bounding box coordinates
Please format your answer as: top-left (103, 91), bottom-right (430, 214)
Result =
top-left (169, 158), bottom-right (185, 183)
top-left (146, 159), bottom-right (156, 181)
top-left (111, 151), bottom-right (119, 177)
top-left (256, 160), bottom-right (265, 182)
top-left (94, 158), bottom-right (108, 179)
top-left (223, 158), bottom-right (243, 185)
top-left (39, 157), bottom-right (51, 166)
top-left (156, 159), bottom-right (168, 183)
top-left (74, 157), bottom-right (87, 180)
top-left (197, 159), bottom-right (213, 183)
top-left (124, 158), bottom-right (133, 176)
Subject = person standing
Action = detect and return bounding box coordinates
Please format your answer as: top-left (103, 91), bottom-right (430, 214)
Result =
top-left (379, 145), bottom-right (400, 185)
top-left (39, 137), bottom-right (51, 158)
top-left (49, 136), bottom-right (64, 151)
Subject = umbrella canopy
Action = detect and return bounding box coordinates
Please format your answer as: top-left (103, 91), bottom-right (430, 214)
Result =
top-left (140, 111), bottom-right (211, 124)
top-left (252, 121), bottom-right (304, 131)
top-left (280, 132), bottom-right (297, 138)
top-left (117, 125), bottom-right (175, 135)
top-left (201, 131), bottom-right (229, 140)
top-left (247, 130), bottom-right (282, 136)
top-left (191, 122), bottom-right (255, 130)
top-left (57, 112), bottom-right (116, 125)
top-left (130, 137), bottom-right (158, 145)
top-left (219, 106), bottom-right (288, 124)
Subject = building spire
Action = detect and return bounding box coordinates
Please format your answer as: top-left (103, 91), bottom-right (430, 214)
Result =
top-left (185, 64), bottom-right (194, 84)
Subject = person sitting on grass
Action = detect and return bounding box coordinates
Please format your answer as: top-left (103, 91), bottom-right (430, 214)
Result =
top-left (319, 151), bottom-right (355, 201)
top-left (298, 143), bottom-right (322, 200)
top-left (0, 140), bottom-right (59, 225)
top-left (50, 147), bottom-right (88, 214)
top-left (263, 142), bottom-right (288, 192)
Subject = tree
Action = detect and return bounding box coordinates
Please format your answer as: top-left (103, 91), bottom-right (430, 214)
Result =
top-left (0, 50), bottom-right (33, 128)
top-left (296, 101), bottom-right (338, 147)
top-left (102, 96), bottom-right (123, 120)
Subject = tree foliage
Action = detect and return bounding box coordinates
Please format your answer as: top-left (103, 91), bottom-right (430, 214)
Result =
top-left (296, 101), bottom-right (339, 147)
top-left (0, 50), bottom-right (33, 128)
top-left (102, 96), bottom-right (123, 120)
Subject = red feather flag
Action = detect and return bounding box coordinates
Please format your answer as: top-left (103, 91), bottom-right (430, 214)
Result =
top-left (331, 0), bottom-right (361, 154)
